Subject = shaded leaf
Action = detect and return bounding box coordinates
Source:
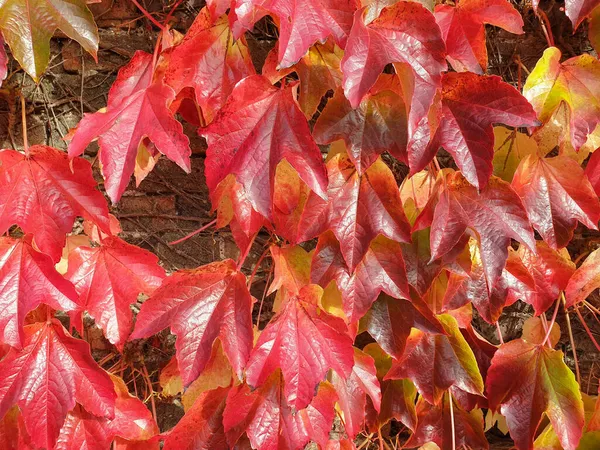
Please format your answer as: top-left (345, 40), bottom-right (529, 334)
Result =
top-left (565, 248), bottom-right (600, 307)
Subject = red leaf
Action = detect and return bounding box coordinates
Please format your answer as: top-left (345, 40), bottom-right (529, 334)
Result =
top-left (405, 395), bottom-right (489, 450)
top-left (299, 150), bottom-right (411, 271)
top-left (585, 147), bottom-right (600, 197)
top-left (434, 0), bottom-right (523, 73)
top-left (224, 372), bottom-right (337, 450)
top-left (130, 259), bottom-right (254, 385)
top-left (202, 75), bottom-right (328, 219)
top-left (0, 145), bottom-right (111, 261)
top-left (512, 242), bottom-right (575, 315)
top-left (512, 154), bottom-right (600, 249)
top-left (341, 1), bottom-right (446, 140)
top-left (0, 236), bottom-right (79, 348)
top-left (0, 33), bottom-right (7, 83)
top-left (385, 314), bottom-right (484, 405)
top-left (0, 320), bottom-right (116, 449)
top-left (163, 386), bottom-right (230, 450)
top-left (245, 285), bottom-right (354, 410)
top-left (66, 236), bottom-right (165, 347)
top-left (411, 73), bottom-right (539, 190)
top-left (55, 405), bottom-right (112, 450)
top-left (564, 0), bottom-right (600, 28)
top-left (68, 51), bottom-right (191, 203)
top-left (163, 7), bottom-right (255, 124)
top-left (311, 231), bottom-right (410, 323)
top-left (486, 339), bottom-right (585, 450)
top-left (427, 171), bottom-right (535, 290)
top-left (245, 0), bottom-right (358, 68)
top-left (0, 406), bottom-right (34, 450)
top-left (361, 293), bottom-right (444, 359)
top-left (330, 348), bottom-right (381, 438)
top-left (565, 247), bottom-right (600, 307)
top-left (313, 74), bottom-right (408, 173)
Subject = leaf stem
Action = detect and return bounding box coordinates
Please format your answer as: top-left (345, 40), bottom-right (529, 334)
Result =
top-left (169, 218), bottom-right (217, 245)
top-left (20, 94), bottom-right (28, 155)
top-left (237, 233), bottom-right (257, 270)
top-left (448, 392), bottom-right (456, 450)
top-left (575, 307), bottom-right (600, 352)
top-left (495, 321), bottom-right (504, 344)
top-left (541, 297), bottom-right (561, 347)
top-left (564, 300), bottom-right (581, 385)
top-left (131, 0), bottom-right (166, 31)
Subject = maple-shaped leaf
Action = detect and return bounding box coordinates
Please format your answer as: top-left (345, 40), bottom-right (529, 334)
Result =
top-left (512, 154), bottom-right (600, 249)
top-left (56, 375), bottom-right (158, 449)
top-left (0, 145), bottom-right (110, 261)
top-left (163, 386), bottom-right (230, 450)
top-left (330, 348), bottom-right (381, 438)
top-left (434, 0), bottom-right (523, 73)
top-left (585, 146), bottom-right (600, 197)
top-left (411, 72), bottom-right (539, 190)
top-left (341, 1), bottom-right (446, 141)
top-left (224, 371), bottom-right (337, 450)
top-left (68, 51), bottom-right (191, 203)
top-left (245, 0), bottom-right (358, 68)
top-left (486, 339), bottom-right (585, 450)
top-left (492, 127), bottom-right (539, 182)
top-left (0, 235), bottom-right (79, 348)
top-left (511, 242), bottom-right (575, 315)
top-left (299, 149), bottom-right (411, 271)
top-left (524, 47), bottom-right (600, 150)
top-left (163, 7), bottom-right (255, 124)
top-left (361, 293), bottom-right (444, 359)
top-left (406, 394), bottom-right (489, 450)
top-left (0, 0), bottom-right (98, 80)
top-left (269, 244), bottom-right (312, 298)
top-left (0, 406), bottom-right (34, 450)
top-left (313, 74), bottom-right (408, 174)
top-left (563, 0), bottom-right (600, 29)
top-left (130, 259), bottom-right (254, 385)
top-left (202, 75), bottom-right (328, 219)
top-left (65, 236), bottom-right (165, 347)
top-left (425, 171), bottom-right (535, 290)
top-left (0, 320), bottom-right (116, 449)
top-left (245, 285), bottom-right (354, 410)
top-left (263, 40), bottom-right (343, 119)
top-left (565, 248), bottom-right (600, 307)
top-left (443, 238), bottom-right (535, 323)
top-left (385, 314), bottom-right (484, 405)
top-left (311, 231), bottom-right (410, 323)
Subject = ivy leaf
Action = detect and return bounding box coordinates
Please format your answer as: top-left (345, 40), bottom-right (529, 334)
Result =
top-left (68, 51), bottom-right (192, 203)
top-left (342, 1), bottom-right (446, 137)
top-left (299, 150), bottom-right (411, 271)
top-left (411, 73), bottom-right (539, 190)
top-left (565, 248), bottom-right (600, 307)
top-left (486, 339), bottom-right (585, 450)
top-left (269, 244), bottom-right (312, 298)
top-left (224, 372), bottom-right (337, 450)
top-left (202, 75), bottom-right (328, 219)
top-left (0, 236), bottom-right (79, 348)
top-left (163, 386), bottom-right (230, 450)
top-left (563, 0), bottom-right (600, 29)
top-left (330, 348), bottom-right (381, 438)
top-left (263, 40), bottom-right (344, 119)
top-left (313, 74), bottom-right (408, 174)
top-left (0, 145), bottom-right (111, 261)
top-left (66, 236), bottom-right (165, 348)
top-left (524, 47), bottom-right (600, 150)
top-left (512, 154), bottom-right (600, 249)
top-left (245, 285), bottom-right (354, 410)
top-left (245, 0), bottom-right (358, 68)
top-left (0, 320), bottom-right (116, 449)
top-left (427, 171), bottom-right (535, 290)
top-left (361, 293), bottom-right (444, 359)
top-left (130, 259), bottom-right (254, 386)
top-left (311, 231), bottom-right (410, 323)
top-left (56, 375), bottom-right (159, 449)
top-left (163, 7), bottom-right (255, 124)
top-left (0, 0), bottom-right (98, 80)
top-left (405, 394), bottom-right (489, 450)
top-left (385, 314), bottom-right (484, 405)
top-left (511, 242), bottom-right (575, 315)
top-left (434, 0), bottom-right (523, 73)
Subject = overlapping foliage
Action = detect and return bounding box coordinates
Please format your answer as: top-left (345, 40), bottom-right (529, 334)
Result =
top-left (1, 0), bottom-right (600, 448)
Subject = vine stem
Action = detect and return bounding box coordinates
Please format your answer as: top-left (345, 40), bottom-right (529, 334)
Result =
top-left (495, 321), bottom-right (504, 344)
top-left (131, 0), bottom-right (166, 31)
top-left (448, 392), bottom-right (456, 450)
top-left (169, 219), bottom-right (216, 245)
top-left (20, 94), bottom-right (28, 156)
top-left (541, 297), bottom-right (561, 347)
top-left (564, 300), bottom-right (581, 385)
top-left (237, 233), bottom-right (257, 270)
top-left (536, 9), bottom-right (555, 48)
